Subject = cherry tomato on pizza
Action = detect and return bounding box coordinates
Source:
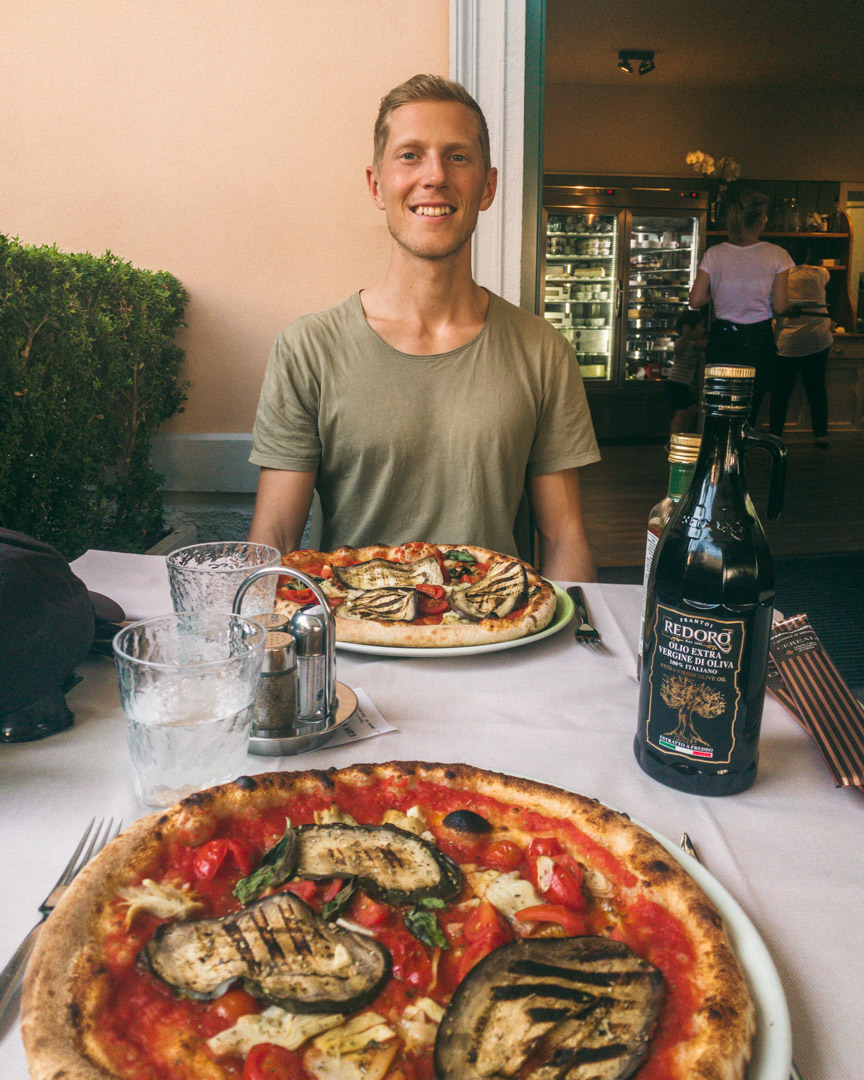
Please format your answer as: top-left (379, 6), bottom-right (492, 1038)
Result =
top-left (348, 891), bottom-right (390, 928)
top-left (463, 900), bottom-right (508, 944)
top-left (192, 839), bottom-right (252, 882)
top-left (543, 864), bottom-right (586, 911)
top-left (416, 594), bottom-right (449, 616)
top-left (242, 1042), bottom-right (304, 1080)
top-left (478, 840), bottom-right (523, 872)
top-left (514, 903), bottom-right (587, 937)
top-left (199, 988), bottom-right (261, 1038)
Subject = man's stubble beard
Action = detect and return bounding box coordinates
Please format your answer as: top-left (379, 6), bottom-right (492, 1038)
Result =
top-left (387, 218), bottom-right (474, 263)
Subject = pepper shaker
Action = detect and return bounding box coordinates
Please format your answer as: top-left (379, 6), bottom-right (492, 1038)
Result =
top-left (251, 622), bottom-right (297, 734)
top-left (232, 567), bottom-right (337, 730)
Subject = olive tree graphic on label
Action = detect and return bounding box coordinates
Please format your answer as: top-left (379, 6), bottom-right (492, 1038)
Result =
top-left (660, 675), bottom-right (725, 748)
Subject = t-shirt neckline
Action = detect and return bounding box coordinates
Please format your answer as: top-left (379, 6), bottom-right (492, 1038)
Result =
top-left (352, 289), bottom-right (494, 360)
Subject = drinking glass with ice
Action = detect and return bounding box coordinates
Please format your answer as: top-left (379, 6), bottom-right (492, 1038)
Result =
top-left (112, 613), bottom-right (266, 807)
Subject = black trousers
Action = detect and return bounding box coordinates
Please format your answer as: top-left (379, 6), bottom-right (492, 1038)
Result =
top-left (769, 348), bottom-right (830, 438)
top-left (707, 318), bottom-right (776, 425)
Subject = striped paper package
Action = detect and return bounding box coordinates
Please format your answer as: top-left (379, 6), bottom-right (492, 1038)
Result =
top-left (769, 614), bottom-right (864, 788)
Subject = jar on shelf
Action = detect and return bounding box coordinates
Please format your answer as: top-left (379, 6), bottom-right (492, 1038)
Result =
top-left (784, 198), bottom-right (801, 232)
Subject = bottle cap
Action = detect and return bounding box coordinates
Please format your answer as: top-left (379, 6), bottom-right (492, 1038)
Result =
top-left (704, 365), bottom-right (755, 380)
top-left (703, 366), bottom-right (754, 412)
top-left (251, 612), bottom-right (290, 633)
top-left (261, 630), bottom-right (296, 674)
top-left (668, 433), bottom-right (701, 464)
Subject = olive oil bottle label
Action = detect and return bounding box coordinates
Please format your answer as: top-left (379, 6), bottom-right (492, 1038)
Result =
top-left (645, 604), bottom-right (746, 765)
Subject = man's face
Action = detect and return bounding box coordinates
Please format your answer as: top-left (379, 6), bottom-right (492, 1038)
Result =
top-left (366, 100), bottom-right (497, 262)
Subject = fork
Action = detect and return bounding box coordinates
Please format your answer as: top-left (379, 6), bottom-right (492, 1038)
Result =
top-left (566, 586), bottom-right (603, 648)
top-left (679, 834), bottom-right (804, 1080)
top-left (0, 816), bottom-right (122, 1020)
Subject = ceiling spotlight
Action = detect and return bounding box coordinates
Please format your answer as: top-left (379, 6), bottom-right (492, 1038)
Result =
top-left (618, 50), bottom-right (655, 76)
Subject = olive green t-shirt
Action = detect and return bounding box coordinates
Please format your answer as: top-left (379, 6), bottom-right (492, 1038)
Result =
top-left (250, 291), bottom-right (600, 556)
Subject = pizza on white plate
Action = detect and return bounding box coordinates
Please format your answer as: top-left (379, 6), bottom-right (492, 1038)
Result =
top-left (22, 762), bottom-right (755, 1080)
top-left (274, 542), bottom-right (558, 648)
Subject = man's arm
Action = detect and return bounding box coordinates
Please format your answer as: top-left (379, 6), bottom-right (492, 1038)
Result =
top-left (528, 468), bottom-right (597, 582)
top-left (248, 467), bottom-right (317, 554)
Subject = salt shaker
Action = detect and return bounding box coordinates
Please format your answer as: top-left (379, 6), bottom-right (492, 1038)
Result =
top-left (251, 616), bottom-right (297, 734)
top-left (290, 605), bottom-right (336, 724)
top-left (232, 568), bottom-right (337, 730)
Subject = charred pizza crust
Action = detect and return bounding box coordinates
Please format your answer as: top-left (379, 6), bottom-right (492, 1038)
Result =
top-left (22, 763), bottom-right (755, 1080)
top-left (275, 544), bottom-right (558, 648)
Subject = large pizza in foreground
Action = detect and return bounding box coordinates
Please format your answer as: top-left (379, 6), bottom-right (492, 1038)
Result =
top-left (275, 543), bottom-right (558, 647)
top-left (22, 763), bottom-right (755, 1080)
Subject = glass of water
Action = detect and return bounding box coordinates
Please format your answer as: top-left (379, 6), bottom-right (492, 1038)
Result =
top-left (113, 613), bottom-right (266, 807)
top-left (166, 542), bottom-right (281, 615)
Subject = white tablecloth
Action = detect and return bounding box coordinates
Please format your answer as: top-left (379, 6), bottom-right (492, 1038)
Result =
top-left (1, 573), bottom-right (862, 1079)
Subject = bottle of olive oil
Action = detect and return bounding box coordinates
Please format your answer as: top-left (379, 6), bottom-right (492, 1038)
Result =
top-left (634, 367), bottom-right (786, 795)
top-left (637, 433), bottom-right (702, 680)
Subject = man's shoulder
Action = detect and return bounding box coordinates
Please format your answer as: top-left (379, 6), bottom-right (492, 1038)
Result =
top-left (278, 293), bottom-right (360, 345)
top-left (487, 291), bottom-right (567, 348)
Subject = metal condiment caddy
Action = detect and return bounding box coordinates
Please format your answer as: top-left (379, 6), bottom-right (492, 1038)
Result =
top-left (232, 567), bottom-right (358, 756)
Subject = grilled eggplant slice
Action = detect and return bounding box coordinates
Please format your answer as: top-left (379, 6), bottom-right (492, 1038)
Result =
top-left (449, 560), bottom-right (527, 622)
top-left (142, 891), bottom-right (390, 1014)
top-left (332, 557), bottom-right (444, 590)
top-left (340, 588), bottom-right (419, 622)
top-left (294, 823), bottom-right (461, 903)
top-left (434, 936), bottom-right (664, 1080)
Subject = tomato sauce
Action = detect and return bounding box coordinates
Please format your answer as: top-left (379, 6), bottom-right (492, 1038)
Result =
top-left (96, 777), bottom-right (703, 1080)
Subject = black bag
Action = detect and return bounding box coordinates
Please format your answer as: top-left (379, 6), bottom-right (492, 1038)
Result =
top-left (0, 529), bottom-right (97, 741)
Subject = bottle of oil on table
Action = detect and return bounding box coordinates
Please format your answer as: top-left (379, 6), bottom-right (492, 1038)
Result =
top-left (634, 366), bottom-right (786, 795)
top-left (636, 433), bottom-right (702, 680)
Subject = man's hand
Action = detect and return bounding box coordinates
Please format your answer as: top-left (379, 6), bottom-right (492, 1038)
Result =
top-left (248, 468), bottom-right (317, 554)
top-left (528, 468), bottom-right (597, 582)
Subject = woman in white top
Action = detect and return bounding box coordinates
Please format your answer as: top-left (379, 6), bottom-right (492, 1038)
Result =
top-left (771, 240), bottom-right (832, 445)
top-left (689, 190), bottom-right (794, 423)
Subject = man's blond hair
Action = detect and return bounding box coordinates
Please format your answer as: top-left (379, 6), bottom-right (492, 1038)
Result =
top-left (373, 74), bottom-right (491, 170)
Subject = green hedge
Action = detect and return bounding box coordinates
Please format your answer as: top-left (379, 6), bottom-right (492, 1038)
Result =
top-left (1, 235), bottom-right (189, 560)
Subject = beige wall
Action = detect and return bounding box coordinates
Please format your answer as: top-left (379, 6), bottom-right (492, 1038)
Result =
top-left (2, 1), bottom-right (450, 434)
top-left (545, 83), bottom-right (864, 180)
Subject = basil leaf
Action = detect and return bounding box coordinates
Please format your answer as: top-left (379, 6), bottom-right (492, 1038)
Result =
top-left (321, 877), bottom-right (357, 921)
top-left (419, 897), bottom-right (446, 909)
top-left (233, 821), bottom-right (298, 905)
top-left (404, 906), bottom-right (448, 950)
top-left (447, 549), bottom-right (478, 564)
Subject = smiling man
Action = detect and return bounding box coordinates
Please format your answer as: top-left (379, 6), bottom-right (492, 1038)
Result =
top-left (248, 75), bottom-right (600, 580)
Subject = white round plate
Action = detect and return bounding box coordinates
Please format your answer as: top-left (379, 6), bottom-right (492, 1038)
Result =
top-left (642, 823), bottom-right (792, 1080)
top-left (335, 584), bottom-right (574, 658)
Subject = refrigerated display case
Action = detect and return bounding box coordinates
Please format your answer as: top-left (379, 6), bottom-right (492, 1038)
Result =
top-left (542, 177), bottom-right (708, 438)
top-left (544, 211), bottom-right (619, 382)
top-left (625, 214), bottom-right (700, 381)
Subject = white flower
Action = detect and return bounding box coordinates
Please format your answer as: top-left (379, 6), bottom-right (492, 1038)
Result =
top-left (687, 150), bottom-right (739, 179)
